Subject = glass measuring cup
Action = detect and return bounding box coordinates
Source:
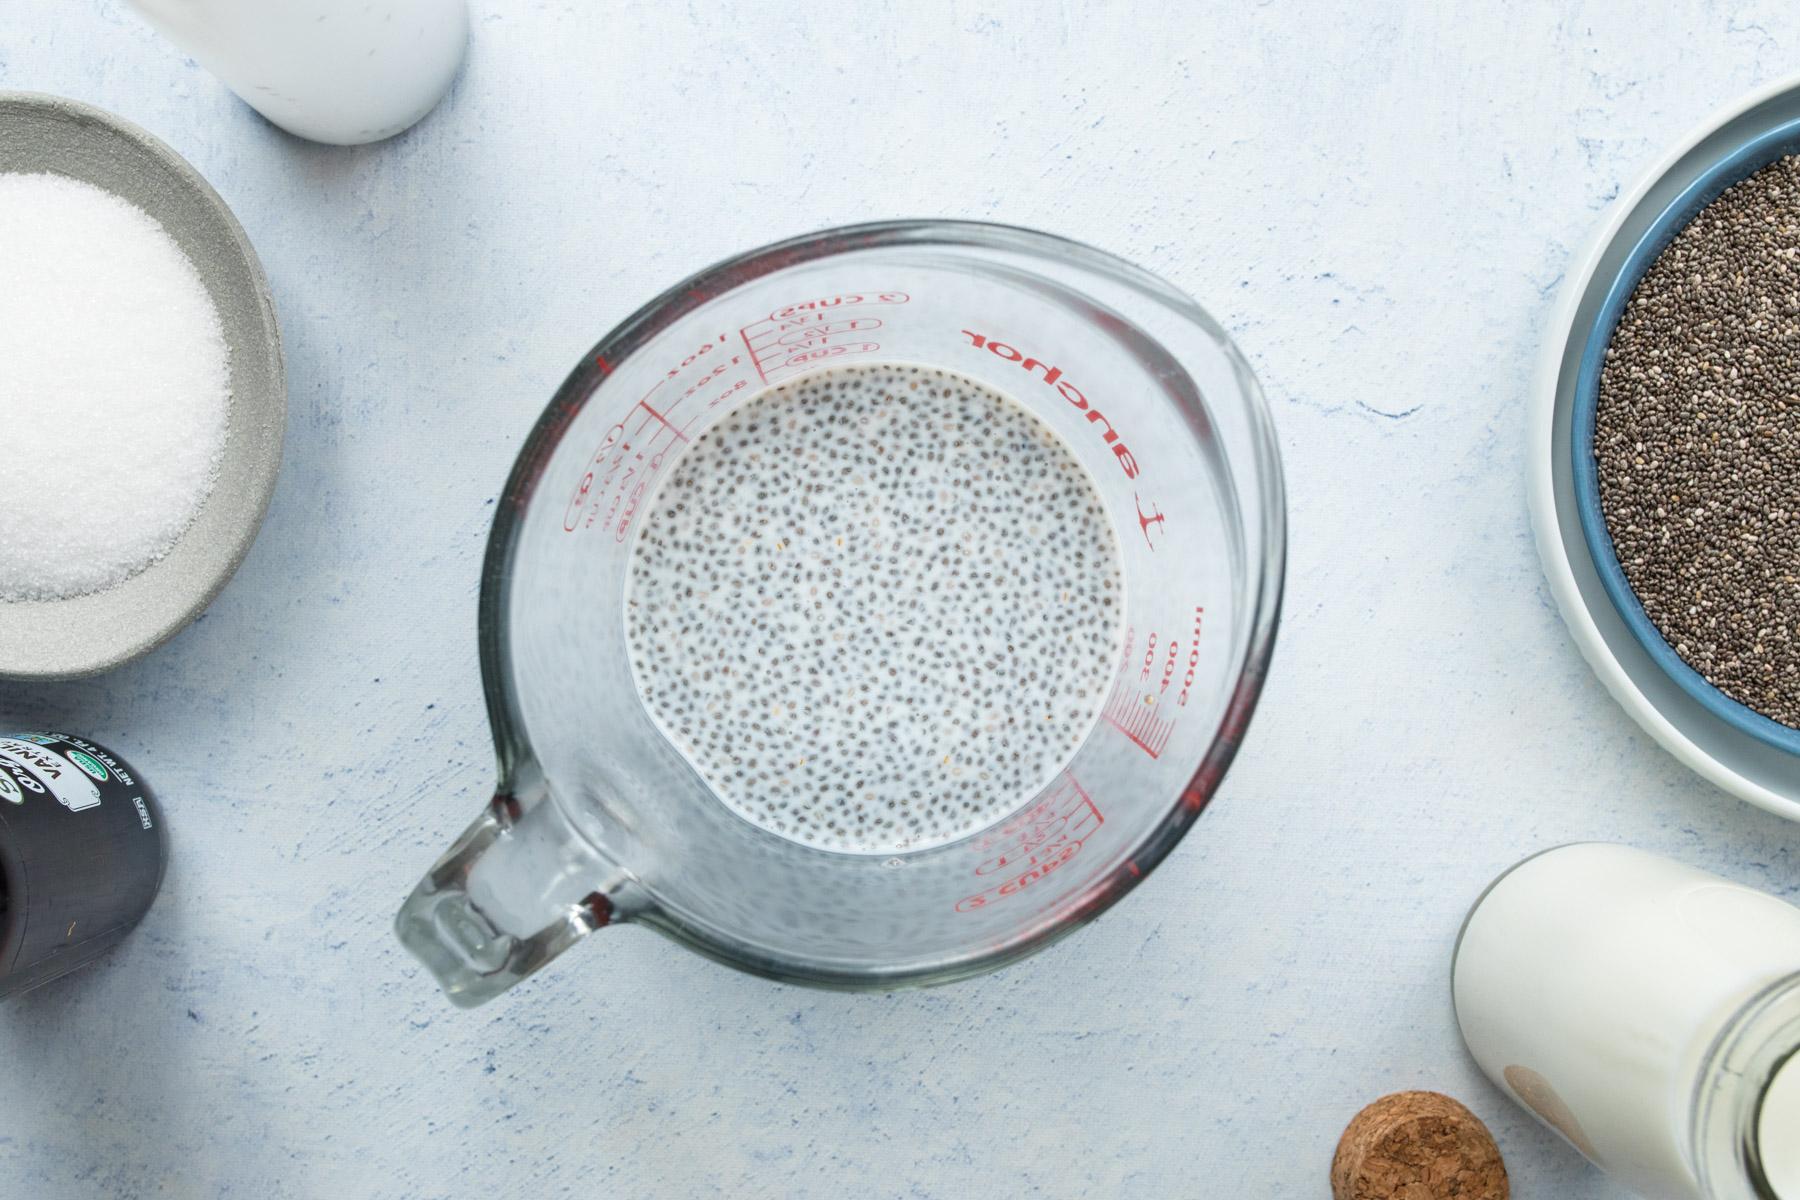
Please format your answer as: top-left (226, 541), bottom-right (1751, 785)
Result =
top-left (396, 221), bottom-right (1285, 1007)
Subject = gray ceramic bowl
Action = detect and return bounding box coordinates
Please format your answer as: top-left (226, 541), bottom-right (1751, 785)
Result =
top-left (1531, 72), bottom-right (1800, 820)
top-left (0, 92), bottom-right (284, 680)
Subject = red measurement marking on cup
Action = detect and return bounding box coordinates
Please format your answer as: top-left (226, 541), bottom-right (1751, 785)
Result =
top-left (739, 291), bottom-right (909, 385)
top-left (563, 335), bottom-right (753, 538)
top-left (1102, 680), bottom-right (1175, 759)
top-left (562, 398), bottom-right (685, 537)
top-left (634, 394), bottom-right (689, 443)
top-left (1100, 609), bottom-right (1205, 759)
top-left (773, 316), bottom-right (885, 348)
top-left (956, 775), bottom-right (1102, 913)
top-left (565, 300), bottom-right (904, 540)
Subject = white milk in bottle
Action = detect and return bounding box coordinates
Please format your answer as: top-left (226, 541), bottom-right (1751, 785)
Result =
top-left (1453, 843), bottom-right (1800, 1200)
top-left (129, 0), bottom-right (468, 145)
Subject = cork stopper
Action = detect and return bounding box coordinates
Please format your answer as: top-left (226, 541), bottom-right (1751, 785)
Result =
top-left (1331, 1091), bottom-right (1508, 1200)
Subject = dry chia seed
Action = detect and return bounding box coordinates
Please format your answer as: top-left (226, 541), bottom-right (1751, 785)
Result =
top-left (625, 363), bottom-right (1124, 854)
top-left (1595, 154), bottom-right (1800, 728)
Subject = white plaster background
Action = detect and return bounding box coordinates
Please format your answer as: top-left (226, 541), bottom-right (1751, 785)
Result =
top-left (3, 2), bottom-right (1799, 1196)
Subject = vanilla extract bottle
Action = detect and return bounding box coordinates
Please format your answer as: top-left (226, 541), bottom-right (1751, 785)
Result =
top-left (0, 733), bottom-right (165, 998)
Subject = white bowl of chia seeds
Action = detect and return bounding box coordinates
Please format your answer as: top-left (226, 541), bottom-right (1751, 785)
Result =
top-left (1534, 72), bottom-right (1800, 820)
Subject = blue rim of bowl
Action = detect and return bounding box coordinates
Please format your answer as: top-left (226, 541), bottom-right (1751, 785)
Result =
top-left (1572, 116), bottom-right (1800, 757)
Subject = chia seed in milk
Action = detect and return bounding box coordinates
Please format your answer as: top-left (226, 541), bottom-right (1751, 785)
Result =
top-left (625, 364), bottom-right (1124, 853)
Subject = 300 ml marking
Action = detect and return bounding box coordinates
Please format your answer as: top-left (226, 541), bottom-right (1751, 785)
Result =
top-left (1101, 607), bottom-right (1205, 759)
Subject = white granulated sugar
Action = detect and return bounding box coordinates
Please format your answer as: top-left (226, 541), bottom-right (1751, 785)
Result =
top-left (627, 364), bottom-right (1124, 854)
top-left (0, 172), bottom-right (230, 602)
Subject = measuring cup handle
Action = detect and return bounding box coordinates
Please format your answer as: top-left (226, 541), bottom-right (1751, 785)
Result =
top-left (395, 786), bottom-right (636, 1008)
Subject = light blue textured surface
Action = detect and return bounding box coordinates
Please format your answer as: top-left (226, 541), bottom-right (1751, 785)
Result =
top-left (3, 3), bottom-right (1800, 1197)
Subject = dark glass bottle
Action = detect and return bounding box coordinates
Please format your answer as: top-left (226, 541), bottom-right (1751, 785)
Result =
top-left (0, 733), bottom-right (165, 998)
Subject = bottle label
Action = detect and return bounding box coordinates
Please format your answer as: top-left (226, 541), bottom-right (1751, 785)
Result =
top-left (0, 736), bottom-right (105, 813)
top-left (0, 733), bottom-right (162, 998)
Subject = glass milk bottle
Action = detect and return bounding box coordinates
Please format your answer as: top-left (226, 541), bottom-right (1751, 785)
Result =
top-left (127, 0), bottom-right (469, 145)
top-left (1453, 844), bottom-right (1800, 1200)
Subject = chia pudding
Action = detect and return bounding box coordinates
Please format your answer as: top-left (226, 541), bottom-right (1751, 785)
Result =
top-left (625, 363), bottom-right (1124, 853)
